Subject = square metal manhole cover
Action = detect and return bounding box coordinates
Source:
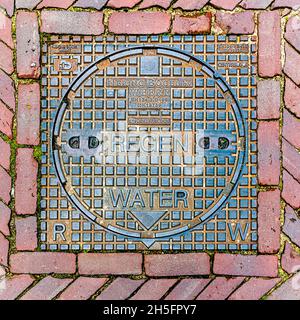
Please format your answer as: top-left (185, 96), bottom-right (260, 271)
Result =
top-left (40, 35), bottom-right (257, 251)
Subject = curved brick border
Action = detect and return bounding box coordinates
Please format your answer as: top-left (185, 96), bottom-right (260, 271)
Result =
top-left (0, 0), bottom-right (300, 300)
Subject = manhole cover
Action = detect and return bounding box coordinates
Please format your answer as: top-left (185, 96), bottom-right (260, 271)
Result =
top-left (40, 35), bottom-right (257, 251)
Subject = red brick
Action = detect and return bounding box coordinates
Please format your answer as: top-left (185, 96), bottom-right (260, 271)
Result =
top-left (0, 166), bottom-right (11, 205)
top-left (283, 109), bottom-right (300, 149)
top-left (210, 0), bottom-right (241, 10)
top-left (240, 0), bottom-right (273, 9)
top-left (213, 254), bottom-right (278, 277)
top-left (258, 11), bottom-right (281, 77)
top-left (78, 253), bottom-right (142, 275)
top-left (257, 80), bottom-right (280, 120)
top-left (109, 12), bottom-right (171, 34)
top-left (0, 42), bottom-right (13, 74)
top-left (165, 279), bottom-right (211, 300)
top-left (139, 0), bottom-right (172, 9)
top-left (15, 149), bottom-right (38, 215)
top-left (282, 242), bottom-right (300, 274)
top-left (16, 12), bottom-right (40, 79)
top-left (285, 78), bottom-right (300, 118)
top-left (283, 205), bottom-right (300, 246)
top-left (17, 84), bottom-right (40, 145)
top-left (0, 274), bottom-right (34, 300)
top-left (0, 137), bottom-right (10, 171)
top-left (283, 139), bottom-right (300, 183)
top-left (96, 278), bottom-right (146, 300)
top-left (58, 277), bottom-right (108, 300)
top-left (258, 190), bottom-right (281, 254)
top-left (74, 0), bottom-right (107, 9)
top-left (0, 101), bottom-right (13, 138)
top-left (16, 0), bottom-right (41, 9)
top-left (10, 252), bottom-right (76, 274)
top-left (37, 0), bottom-right (75, 9)
top-left (0, 69), bottom-right (15, 111)
top-left (285, 16), bottom-right (300, 53)
top-left (41, 11), bottom-right (104, 35)
top-left (215, 11), bottom-right (255, 35)
top-left (0, 232), bottom-right (8, 266)
top-left (228, 278), bottom-right (280, 300)
top-left (284, 44), bottom-right (300, 86)
top-left (197, 277), bottom-right (245, 300)
top-left (0, 0), bottom-right (14, 17)
top-left (272, 0), bottom-right (300, 9)
top-left (257, 121), bottom-right (280, 185)
top-left (20, 276), bottom-right (73, 300)
top-left (107, 0), bottom-right (140, 8)
top-left (145, 253), bottom-right (210, 276)
top-left (282, 170), bottom-right (300, 209)
top-left (285, 77), bottom-right (300, 113)
top-left (0, 12), bottom-right (14, 48)
top-left (15, 216), bottom-right (37, 251)
top-left (268, 274), bottom-right (300, 300)
top-left (173, 0), bottom-right (208, 10)
top-left (0, 201), bottom-right (11, 236)
top-left (130, 279), bottom-right (177, 300)
top-left (172, 14), bottom-right (211, 34)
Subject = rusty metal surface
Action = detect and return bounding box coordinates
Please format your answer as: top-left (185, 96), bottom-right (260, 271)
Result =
top-left (40, 35), bottom-right (257, 251)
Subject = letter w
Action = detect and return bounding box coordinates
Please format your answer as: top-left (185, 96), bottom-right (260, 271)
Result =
top-left (228, 223), bottom-right (249, 241)
top-left (109, 189), bottom-right (130, 208)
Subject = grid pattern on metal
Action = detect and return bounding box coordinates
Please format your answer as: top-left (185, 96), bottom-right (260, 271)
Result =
top-left (40, 35), bottom-right (257, 251)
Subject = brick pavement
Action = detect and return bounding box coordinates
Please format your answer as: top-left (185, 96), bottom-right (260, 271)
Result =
top-left (0, 0), bottom-right (300, 300)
